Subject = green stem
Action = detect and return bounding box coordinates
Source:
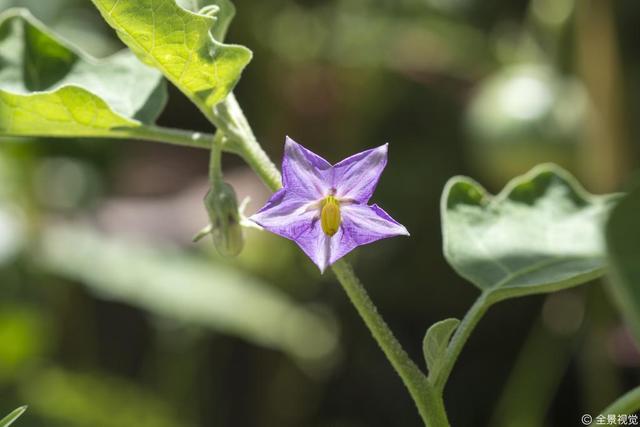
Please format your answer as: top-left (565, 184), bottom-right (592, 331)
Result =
top-left (209, 132), bottom-right (224, 186)
top-left (433, 291), bottom-right (492, 391)
top-left (213, 94), bottom-right (282, 191)
top-left (332, 260), bottom-right (450, 426)
top-left (126, 125), bottom-right (215, 150)
top-left (599, 386), bottom-right (640, 416)
top-left (235, 134), bottom-right (282, 191)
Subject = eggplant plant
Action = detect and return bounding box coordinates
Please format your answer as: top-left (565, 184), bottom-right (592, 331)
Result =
top-left (0, 1), bottom-right (638, 425)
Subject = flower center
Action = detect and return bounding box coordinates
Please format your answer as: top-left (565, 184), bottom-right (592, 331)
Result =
top-left (320, 195), bottom-right (341, 237)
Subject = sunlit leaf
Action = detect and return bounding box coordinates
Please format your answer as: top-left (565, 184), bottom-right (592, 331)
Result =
top-left (423, 318), bottom-right (459, 381)
top-left (37, 226), bottom-right (337, 364)
top-left (0, 9), bottom-right (166, 138)
top-left (0, 406), bottom-right (26, 427)
top-left (91, 0), bottom-right (251, 117)
top-left (175, 0), bottom-right (236, 42)
top-left (442, 164), bottom-right (614, 302)
top-left (605, 185), bottom-right (640, 344)
top-left (1, 87), bottom-right (138, 137)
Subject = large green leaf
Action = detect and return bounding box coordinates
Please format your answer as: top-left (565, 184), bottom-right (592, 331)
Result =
top-left (442, 164), bottom-right (613, 301)
top-left (38, 225), bottom-right (337, 364)
top-left (605, 185), bottom-right (640, 344)
top-left (0, 406), bottom-right (26, 427)
top-left (0, 9), bottom-right (166, 138)
top-left (91, 0), bottom-right (251, 118)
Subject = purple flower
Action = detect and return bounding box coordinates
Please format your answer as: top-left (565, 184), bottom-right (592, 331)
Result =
top-left (250, 137), bottom-right (409, 272)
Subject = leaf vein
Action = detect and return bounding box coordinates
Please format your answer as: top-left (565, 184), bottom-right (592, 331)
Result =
top-left (108, 0), bottom-right (121, 16)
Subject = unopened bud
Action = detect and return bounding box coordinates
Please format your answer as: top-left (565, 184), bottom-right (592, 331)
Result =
top-left (203, 182), bottom-right (244, 257)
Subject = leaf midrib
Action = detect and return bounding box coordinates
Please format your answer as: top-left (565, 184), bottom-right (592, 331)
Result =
top-left (489, 255), bottom-right (602, 291)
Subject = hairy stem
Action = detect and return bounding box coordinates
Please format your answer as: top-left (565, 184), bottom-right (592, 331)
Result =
top-left (599, 386), bottom-right (640, 417)
top-left (332, 260), bottom-right (450, 426)
top-left (433, 291), bottom-right (492, 391)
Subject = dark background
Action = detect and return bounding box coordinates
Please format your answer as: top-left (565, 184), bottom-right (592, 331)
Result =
top-left (0, 0), bottom-right (639, 426)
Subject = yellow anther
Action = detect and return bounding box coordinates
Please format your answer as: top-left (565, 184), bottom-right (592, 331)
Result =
top-left (321, 196), bottom-right (341, 237)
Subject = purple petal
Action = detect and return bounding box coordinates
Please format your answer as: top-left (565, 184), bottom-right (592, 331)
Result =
top-left (340, 203), bottom-right (409, 246)
top-left (293, 223), bottom-right (354, 273)
top-left (294, 203), bottom-right (409, 272)
top-left (282, 136), bottom-right (332, 198)
top-left (332, 144), bottom-right (388, 203)
top-left (292, 221), bottom-right (332, 272)
top-left (250, 189), bottom-right (318, 240)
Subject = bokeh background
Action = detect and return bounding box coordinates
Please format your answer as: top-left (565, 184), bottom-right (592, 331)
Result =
top-left (0, 0), bottom-right (639, 426)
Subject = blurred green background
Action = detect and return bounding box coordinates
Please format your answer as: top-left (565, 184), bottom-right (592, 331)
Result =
top-left (0, 0), bottom-right (639, 426)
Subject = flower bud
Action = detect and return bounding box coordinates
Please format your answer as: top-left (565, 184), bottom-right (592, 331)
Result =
top-left (203, 182), bottom-right (244, 257)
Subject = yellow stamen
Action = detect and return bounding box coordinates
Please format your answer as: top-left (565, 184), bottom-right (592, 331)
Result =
top-left (321, 196), bottom-right (341, 237)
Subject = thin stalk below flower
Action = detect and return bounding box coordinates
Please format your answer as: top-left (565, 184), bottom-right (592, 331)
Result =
top-left (332, 260), bottom-right (450, 426)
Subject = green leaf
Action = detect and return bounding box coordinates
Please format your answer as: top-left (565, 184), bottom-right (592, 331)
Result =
top-left (0, 9), bottom-right (166, 138)
top-left (0, 406), bottom-right (27, 427)
top-left (91, 0), bottom-right (252, 118)
top-left (175, 0), bottom-right (236, 42)
top-left (423, 318), bottom-right (460, 381)
top-left (442, 164), bottom-right (613, 302)
top-left (1, 86), bottom-right (137, 137)
top-left (605, 185), bottom-right (640, 344)
top-left (37, 225), bottom-right (337, 364)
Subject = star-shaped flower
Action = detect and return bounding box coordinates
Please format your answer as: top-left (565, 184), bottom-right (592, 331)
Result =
top-left (250, 137), bottom-right (409, 272)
